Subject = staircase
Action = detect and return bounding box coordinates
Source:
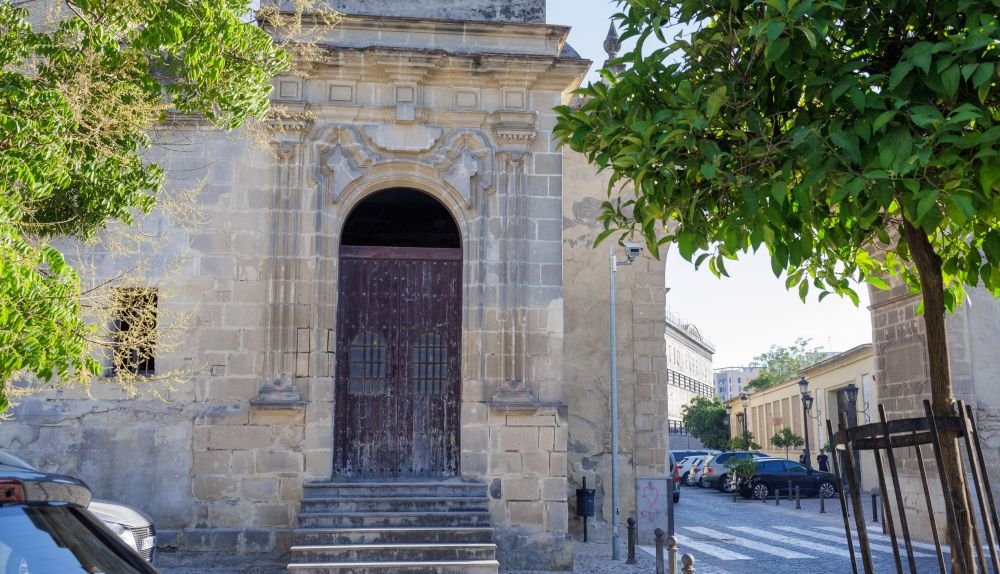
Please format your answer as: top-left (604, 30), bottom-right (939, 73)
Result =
top-left (287, 480), bottom-right (498, 574)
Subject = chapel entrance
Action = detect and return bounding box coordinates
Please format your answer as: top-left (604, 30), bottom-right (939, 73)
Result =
top-left (334, 189), bottom-right (462, 478)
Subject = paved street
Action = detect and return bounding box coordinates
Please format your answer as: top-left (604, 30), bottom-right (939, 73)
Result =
top-left (658, 485), bottom-right (951, 574)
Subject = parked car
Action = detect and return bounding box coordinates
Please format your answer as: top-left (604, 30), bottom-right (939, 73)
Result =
top-left (676, 456), bottom-right (703, 486)
top-left (686, 457), bottom-right (707, 486)
top-left (699, 451), bottom-right (769, 491)
top-left (0, 466), bottom-right (161, 574)
top-left (738, 458), bottom-right (838, 500)
top-left (670, 449), bottom-right (718, 463)
top-left (0, 451), bottom-right (156, 562)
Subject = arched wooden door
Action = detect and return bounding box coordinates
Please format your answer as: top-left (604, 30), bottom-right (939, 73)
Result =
top-left (334, 245), bottom-right (462, 478)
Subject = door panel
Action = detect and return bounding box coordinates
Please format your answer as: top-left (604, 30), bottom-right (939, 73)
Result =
top-left (334, 246), bottom-right (461, 478)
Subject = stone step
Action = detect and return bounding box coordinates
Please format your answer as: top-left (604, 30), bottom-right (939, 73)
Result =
top-left (293, 527), bottom-right (495, 545)
top-left (297, 511), bottom-right (493, 529)
top-left (290, 543), bottom-right (496, 563)
top-left (286, 560), bottom-right (499, 574)
top-left (299, 497), bottom-right (490, 513)
top-left (303, 482), bottom-right (487, 499)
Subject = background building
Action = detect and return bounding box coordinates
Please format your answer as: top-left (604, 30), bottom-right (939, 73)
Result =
top-left (1, 1), bottom-right (676, 569)
top-left (664, 308), bottom-right (715, 448)
top-left (728, 344), bottom-right (877, 491)
top-left (714, 366), bottom-right (761, 402)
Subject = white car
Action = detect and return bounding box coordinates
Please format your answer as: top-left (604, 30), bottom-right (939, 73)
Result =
top-left (0, 451), bottom-right (156, 562)
top-left (677, 456), bottom-right (703, 486)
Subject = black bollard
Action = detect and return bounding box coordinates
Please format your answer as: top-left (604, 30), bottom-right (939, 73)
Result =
top-left (819, 491), bottom-right (826, 513)
top-left (775, 488), bottom-right (780, 506)
top-left (872, 493), bottom-right (878, 523)
top-left (795, 485), bottom-right (801, 509)
top-left (626, 518), bottom-right (637, 564)
top-left (654, 528), bottom-right (665, 574)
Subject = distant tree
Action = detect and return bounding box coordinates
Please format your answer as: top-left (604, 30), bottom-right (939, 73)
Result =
top-left (728, 433), bottom-right (761, 451)
top-left (680, 395), bottom-right (730, 450)
top-left (744, 338), bottom-right (826, 393)
top-left (770, 427), bottom-right (805, 459)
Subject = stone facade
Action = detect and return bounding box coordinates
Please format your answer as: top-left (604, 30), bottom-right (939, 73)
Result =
top-left (0, 2), bottom-right (672, 570)
top-left (869, 278), bottom-right (1000, 543)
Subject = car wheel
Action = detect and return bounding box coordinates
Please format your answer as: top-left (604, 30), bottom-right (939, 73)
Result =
top-left (698, 476), bottom-right (709, 488)
top-left (681, 472), bottom-right (690, 485)
top-left (719, 475), bottom-right (735, 493)
top-left (752, 482), bottom-right (769, 500)
top-left (673, 493), bottom-right (680, 504)
top-left (818, 481), bottom-right (836, 499)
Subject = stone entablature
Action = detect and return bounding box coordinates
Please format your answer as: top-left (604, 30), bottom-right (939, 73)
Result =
top-left (307, 0), bottom-right (546, 23)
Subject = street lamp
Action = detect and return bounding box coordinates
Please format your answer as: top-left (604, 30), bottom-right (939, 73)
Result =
top-left (844, 383), bottom-right (871, 423)
top-left (740, 393), bottom-right (750, 450)
top-left (609, 241), bottom-right (641, 561)
top-left (799, 377), bottom-right (812, 469)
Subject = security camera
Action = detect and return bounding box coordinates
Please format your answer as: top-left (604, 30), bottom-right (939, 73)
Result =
top-left (624, 242), bottom-right (642, 260)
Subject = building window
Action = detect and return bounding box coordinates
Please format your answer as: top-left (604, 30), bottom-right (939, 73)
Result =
top-left (411, 332), bottom-right (449, 395)
top-left (349, 331), bottom-right (387, 395)
top-left (112, 288), bottom-right (157, 376)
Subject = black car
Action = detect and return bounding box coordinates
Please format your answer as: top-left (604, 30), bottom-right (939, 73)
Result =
top-left (738, 458), bottom-right (838, 500)
top-left (0, 467), bottom-right (161, 574)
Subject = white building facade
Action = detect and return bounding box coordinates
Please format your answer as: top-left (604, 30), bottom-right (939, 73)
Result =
top-left (664, 310), bottom-right (715, 444)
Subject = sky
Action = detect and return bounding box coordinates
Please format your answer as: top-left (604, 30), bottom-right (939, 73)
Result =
top-left (547, 1), bottom-right (874, 367)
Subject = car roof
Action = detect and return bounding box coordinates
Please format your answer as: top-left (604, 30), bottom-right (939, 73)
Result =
top-left (0, 467), bottom-right (92, 507)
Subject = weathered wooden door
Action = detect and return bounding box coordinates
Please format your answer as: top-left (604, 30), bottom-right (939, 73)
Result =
top-left (334, 246), bottom-right (462, 478)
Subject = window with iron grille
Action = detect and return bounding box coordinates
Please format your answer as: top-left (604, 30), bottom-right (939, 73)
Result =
top-left (349, 331), bottom-right (387, 395)
top-left (411, 333), bottom-right (448, 395)
top-left (111, 288), bottom-right (157, 376)
top-left (666, 369), bottom-right (714, 397)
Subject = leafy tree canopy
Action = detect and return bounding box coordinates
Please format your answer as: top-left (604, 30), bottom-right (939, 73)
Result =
top-left (770, 427), bottom-right (806, 458)
top-left (680, 395), bottom-right (731, 450)
top-left (728, 432), bottom-right (761, 451)
top-left (745, 337), bottom-right (826, 392)
top-left (0, 1), bottom-right (298, 409)
top-left (555, 1), bottom-right (999, 562)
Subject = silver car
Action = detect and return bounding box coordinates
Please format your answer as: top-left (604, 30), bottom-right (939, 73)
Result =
top-left (0, 451), bottom-right (156, 562)
top-left (677, 456), bottom-right (702, 486)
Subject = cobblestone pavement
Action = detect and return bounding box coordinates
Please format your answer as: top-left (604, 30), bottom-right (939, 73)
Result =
top-left (158, 485), bottom-right (955, 574)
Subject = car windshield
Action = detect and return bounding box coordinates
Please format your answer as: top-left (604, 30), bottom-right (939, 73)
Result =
top-left (0, 505), bottom-right (152, 574)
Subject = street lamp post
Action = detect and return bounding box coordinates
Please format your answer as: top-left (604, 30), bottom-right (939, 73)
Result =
top-left (740, 393), bottom-right (750, 450)
top-left (725, 404), bottom-right (733, 441)
top-left (609, 242), bottom-right (640, 561)
top-left (799, 377), bottom-right (813, 469)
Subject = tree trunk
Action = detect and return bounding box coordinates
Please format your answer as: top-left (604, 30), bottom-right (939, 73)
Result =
top-left (901, 218), bottom-right (975, 572)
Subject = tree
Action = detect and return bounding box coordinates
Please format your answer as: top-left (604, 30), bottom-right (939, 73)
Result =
top-left (745, 338), bottom-right (826, 393)
top-left (770, 427), bottom-right (805, 459)
top-left (728, 433), bottom-right (761, 451)
top-left (680, 395), bottom-right (731, 450)
top-left (554, 1), bottom-right (999, 567)
top-left (0, 2), bottom-right (336, 411)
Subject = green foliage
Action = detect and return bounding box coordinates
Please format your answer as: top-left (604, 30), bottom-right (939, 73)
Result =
top-left (729, 432), bottom-right (761, 451)
top-left (745, 338), bottom-right (826, 392)
top-left (554, 0), bottom-right (1000, 315)
top-left (680, 395), bottom-right (731, 450)
top-left (725, 456), bottom-right (759, 490)
top-left (770, 427), bottom-right (806, 459)
top-left (0, 2), bottom-right (291, 407)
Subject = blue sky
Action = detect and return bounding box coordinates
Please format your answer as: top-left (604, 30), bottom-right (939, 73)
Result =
top-left (547, 1), bottom-right (874, 367)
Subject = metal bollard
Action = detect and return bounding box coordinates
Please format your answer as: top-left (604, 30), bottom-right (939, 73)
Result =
top-left (795, 485), bottom-right (801, 509)
top-left (819, 491), bottom-right (826, 513)
top-left (681, 553), bottom-right (696, 574)
top-left (775, 488), bottom-right (780, 506)
top-left (872, 493), bottom-right (879, 523)
top-left (654, 528), bottom-right (665, 574)
top-left (667, 535), bottom-right (678, 574)
top-left (626, 518), bottom-right (636, 564)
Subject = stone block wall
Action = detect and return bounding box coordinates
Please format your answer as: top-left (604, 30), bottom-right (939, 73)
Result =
top-left (561, 147), bottom-right (670, 544)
